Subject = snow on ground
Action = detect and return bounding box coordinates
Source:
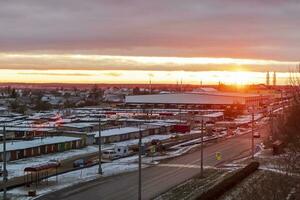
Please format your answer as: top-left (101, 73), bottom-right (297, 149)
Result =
top-left (221, 163), bottom-right (245, 169)
top-left (235, 113), bottom-right (263, 124)
top-left (3, 137), bottom-right (205, 200)
top-left (170, 131), bottom-right (230, 150)
top-left (170, 136), bottom-right (209, 149)
top-left (259, 167), bottom-right (300, 177)
top-left (4, 161), bottom-right (141, 200)
top-left (145, 143), bottom-right (202, 163)
top-left (113, 134), bottom-right (172, 146)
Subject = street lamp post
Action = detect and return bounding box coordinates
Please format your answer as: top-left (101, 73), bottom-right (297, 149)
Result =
top-left (98, 118), bottom-right (102, 175)
top-left (251, 112), bottom-right (255, 159)
top-left (200, 119), bottom-right (204, 177)
top-left (3, 125), bottom-right (7, 200)
top-left (138, 124), bottom-right (142, 200)
top-left (270, 106), bottom-right (274, 140)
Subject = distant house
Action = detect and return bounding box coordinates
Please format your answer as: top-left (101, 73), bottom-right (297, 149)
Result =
top-left (103, 88), bottom-right (131, 103)
top-left (41, 95), bottom-right (63, 106)
top-left (104, 94), bottom-right (125, 103)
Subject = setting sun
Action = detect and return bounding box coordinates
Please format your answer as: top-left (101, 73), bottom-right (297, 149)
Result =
top-left (0, 53), bottom-right (297, 85)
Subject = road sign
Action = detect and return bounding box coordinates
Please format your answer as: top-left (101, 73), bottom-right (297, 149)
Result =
top-left (216, 152), bottom-right (222, 161)
top-left (150, 145), bottom-right (156, 154)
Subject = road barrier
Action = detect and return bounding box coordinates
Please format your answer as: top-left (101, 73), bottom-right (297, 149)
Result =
top-left (195, 161), bottom-right (260, 200)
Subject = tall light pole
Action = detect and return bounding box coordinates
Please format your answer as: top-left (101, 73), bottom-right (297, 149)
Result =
top-left (3, 125), bottom-right (7, 200)
top-left (251, 111), bottom-right (255, 159)
top-left (138, 124), bottom-right (142, 200)
top-left (270, 107), bottom-right (274, 140)
top-left (98, 118), bottom-right (102, 175)
top-left (200, 119), bottom-right (204, 177)
top-left (179, 108), bottom-right (182, 124)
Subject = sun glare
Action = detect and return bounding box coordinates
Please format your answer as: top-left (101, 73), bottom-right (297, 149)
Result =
top-left (230, 72), bottom-right (254, 85)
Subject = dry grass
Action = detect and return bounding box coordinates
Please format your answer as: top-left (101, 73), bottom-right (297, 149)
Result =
top-left (220, 170), bottom-right (300, 200)
top-left (155, 168), bottom-right (228, 200)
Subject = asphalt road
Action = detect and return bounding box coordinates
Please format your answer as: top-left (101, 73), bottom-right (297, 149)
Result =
top-left (38, 131), bottom-right (263, 200)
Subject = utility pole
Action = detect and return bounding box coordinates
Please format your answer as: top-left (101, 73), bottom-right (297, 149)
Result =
top-left (281, 90), bottom-right (284, 115)
top-left (138, 124), bottom-right (142, 200)
top-left (180, 79), bottom-right (183, 92)
top-left (251, 112), bottom-right (255, 159)
top-left (179, 108), bottom-right (182, 124)
top-left (270, 108), bottom-right (274, 140)
top-left (3, 125), bottom-right (7, 200)
top-left (200, 119), bottom-right (204, 177)
top-left (266, 71), bottom-right (270, 86)
top-left (149, 79), bottom-right (152, 94)
top-left (98, 118), bottom-right (102, 175)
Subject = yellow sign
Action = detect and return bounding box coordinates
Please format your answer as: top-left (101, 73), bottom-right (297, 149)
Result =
top-left (150, 145), bottom-right (156, 153)
top-left (216, 152), bottom-right (222, 161)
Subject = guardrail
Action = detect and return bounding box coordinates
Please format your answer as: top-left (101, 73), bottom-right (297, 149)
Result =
top-left (194, 162), bottom-right (260, 200)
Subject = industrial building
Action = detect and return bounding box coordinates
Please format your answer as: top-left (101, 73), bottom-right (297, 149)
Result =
top-left (91, 123), bottom-right (175, 144)
top-left (125, 92), bottom-right (270, 109)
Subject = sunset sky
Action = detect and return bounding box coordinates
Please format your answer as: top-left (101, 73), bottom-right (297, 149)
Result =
top-left (0, 0), bottom-right (299, 84)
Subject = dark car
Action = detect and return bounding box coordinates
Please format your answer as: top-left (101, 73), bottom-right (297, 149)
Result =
top-left (73, 159), bottom-right (92, 168)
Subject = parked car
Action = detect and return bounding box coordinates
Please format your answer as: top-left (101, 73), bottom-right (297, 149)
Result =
top-left (48, 159), bottom-right (61, 167)
top-left (73, 159), bottom-right (92, 168)
top-left (102, 150), bottom-right (117, 160)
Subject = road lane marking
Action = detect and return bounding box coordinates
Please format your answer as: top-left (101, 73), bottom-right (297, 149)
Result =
top-left (157, 164), bottom-right (206, 169)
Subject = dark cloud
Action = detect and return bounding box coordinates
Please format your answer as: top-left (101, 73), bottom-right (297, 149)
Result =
top-left (0, 0), bottom-right (299, 61)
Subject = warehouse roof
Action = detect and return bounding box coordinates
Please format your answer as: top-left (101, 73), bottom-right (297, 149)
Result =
top-left (202, 112), bottom-right (224, 118)
top-left (60, 122), bottom-right (98, 129)
top-left (125, 93), bottom-right (258, 105)
top-left (93, 127), bottom-right (144, 138)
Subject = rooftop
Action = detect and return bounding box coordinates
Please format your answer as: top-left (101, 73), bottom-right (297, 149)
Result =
top-left (92, 127), bottom-right (144, 138)
top-left (0, 136), bottom-right (81, 152)
top-left (126, 93), bottom-right (258, 105)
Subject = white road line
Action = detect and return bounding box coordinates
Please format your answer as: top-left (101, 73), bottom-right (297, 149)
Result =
top-left (157, 164), bottom-right (202, 169)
